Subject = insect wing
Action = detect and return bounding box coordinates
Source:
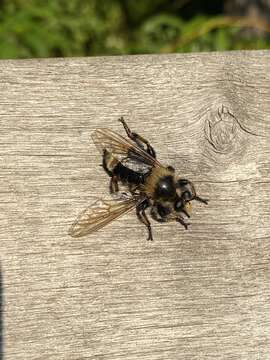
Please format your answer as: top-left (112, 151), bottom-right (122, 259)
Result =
top-left (91, 128), bottom-right (162, 168)
top-left (69, 196), bottom-right (139, 237)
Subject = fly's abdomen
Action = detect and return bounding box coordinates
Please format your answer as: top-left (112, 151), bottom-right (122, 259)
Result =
top-left (103, 149), bottom-right (144, 185)
top-left (113, 162), bottom-right (144, 185)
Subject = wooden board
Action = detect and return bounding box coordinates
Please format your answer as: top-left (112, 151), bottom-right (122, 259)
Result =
top-left (0, 51), bottom-right (270, 359)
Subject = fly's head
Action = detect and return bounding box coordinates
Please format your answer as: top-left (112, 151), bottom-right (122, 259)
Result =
top-left (176, 178), bottom-right (208, 210)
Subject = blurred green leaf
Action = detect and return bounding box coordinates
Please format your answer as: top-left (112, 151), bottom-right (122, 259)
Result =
top-left (0, 0), bottom-right (268, 59)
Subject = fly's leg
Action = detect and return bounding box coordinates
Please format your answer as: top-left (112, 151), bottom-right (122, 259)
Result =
top-left (102, 149), bottom-right (119, 194)
top-left (109, 175), bottom-right (119, 193)
top-left (136, 199), bottom-right (153, 241)
top-left (128, 183), bottom-right (140, 195)
top-left (119, 117), bottom-right (156, 158)
top-left (176, 215), bottom-right (190, 230)
top-left (181, 208), bottom-right (190, 218)
top-left (194, 196), bottom-right (208, 205)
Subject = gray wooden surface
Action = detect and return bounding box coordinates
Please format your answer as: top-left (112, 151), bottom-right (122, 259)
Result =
top-left (0, 51), bottom-right (270, 359)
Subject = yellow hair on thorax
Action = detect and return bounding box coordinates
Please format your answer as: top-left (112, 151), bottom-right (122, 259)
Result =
top-left (143, 166), bottom-right (174, 197)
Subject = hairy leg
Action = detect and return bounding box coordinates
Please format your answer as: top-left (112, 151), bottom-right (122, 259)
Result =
top-left (176, 215), bottom-right (190, 230)
top-left (109, 175), bottom-right (119, 193)
top-left (119, 117), bottom-right (156, 158)
top-left (136, 199), bottom-right (153, 241)
top-left (194, 196), bottom-right (208, 204)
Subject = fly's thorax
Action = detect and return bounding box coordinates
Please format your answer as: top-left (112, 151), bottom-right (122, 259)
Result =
top-left (154, 175), bottom-right (176, 200)
top-left (143, 166), bottom-right (176, 199)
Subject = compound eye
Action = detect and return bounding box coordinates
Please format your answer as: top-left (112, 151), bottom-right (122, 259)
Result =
top-left (174, 198), bottom-right (183, 211)
top-left (182, 190), bottom-right (192, 201)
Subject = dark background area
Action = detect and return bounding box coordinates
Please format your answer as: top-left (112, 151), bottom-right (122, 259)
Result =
top-left (0, 0), bottom-right (269, 59)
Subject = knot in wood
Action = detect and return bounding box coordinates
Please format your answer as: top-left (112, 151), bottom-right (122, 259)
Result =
top-left (204, 106), bottom-right (241, 155)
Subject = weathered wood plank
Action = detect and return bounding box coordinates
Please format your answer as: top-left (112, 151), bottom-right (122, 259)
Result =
top-left (0, 51), bottom-right (270, 359)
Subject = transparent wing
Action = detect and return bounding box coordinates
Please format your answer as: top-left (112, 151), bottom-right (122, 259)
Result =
top-left (69, 195), bottom-right (141, 238)
top-left (91, 128), bottom-right (162, 168)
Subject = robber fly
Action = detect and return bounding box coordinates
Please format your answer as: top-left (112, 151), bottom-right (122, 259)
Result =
top-left (69, 117), bottom-right (208, 241)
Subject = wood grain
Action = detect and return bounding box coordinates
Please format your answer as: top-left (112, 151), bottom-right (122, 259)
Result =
top-left (0, 51), bottom-right (269, 359)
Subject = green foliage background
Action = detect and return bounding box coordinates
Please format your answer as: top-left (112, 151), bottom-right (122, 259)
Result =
top-left (0, 0), bottom-right (269, 59)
